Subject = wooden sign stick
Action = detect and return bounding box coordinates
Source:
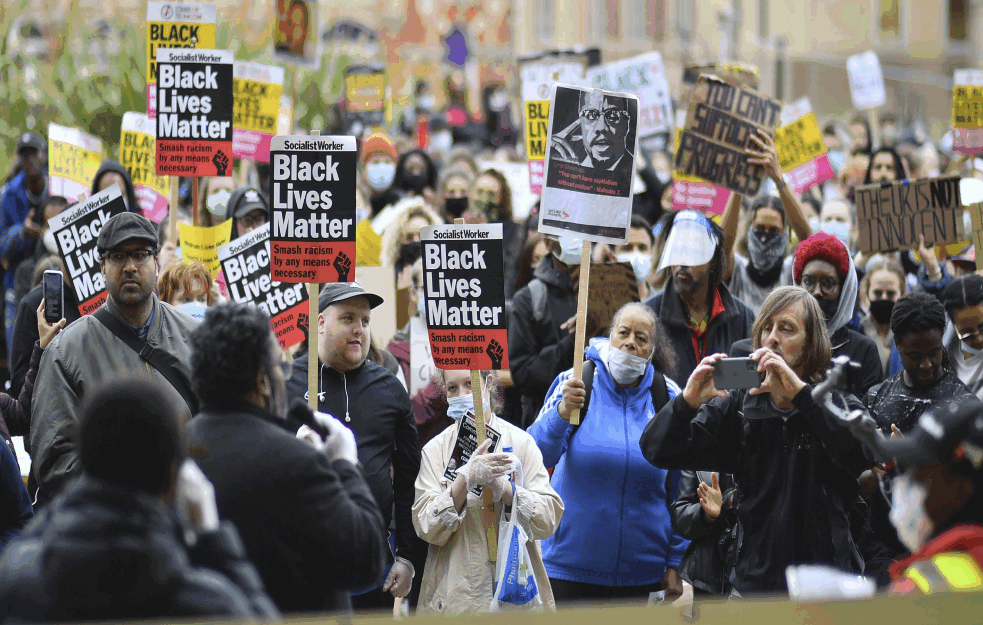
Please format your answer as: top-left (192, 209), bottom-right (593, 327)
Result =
top-left (168, 176), bottom-right (179, 245)
top-left (569, 240), bottom-right (592, 426)
top-left (308, 130), bottom-right (322, 411)
top-left (191, 175), bottom-right (200, 227)
top-left (867, 107), bottom-right (882, 151)
top-left (454, 217), bottom-right (498, 561)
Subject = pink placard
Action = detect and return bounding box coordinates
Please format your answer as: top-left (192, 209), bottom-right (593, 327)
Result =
top-left (233, 129), bottom-right (274, 163)
top-left (528, 160), bottom-right (544, 195)
top-left (671, 179), bottom-right (732, 216)
top-left (953, 128), bottom-right (983, 155)
top-left (787, 153), bottom-right (836, 195)
top-left (147, 85), bottom-right (157, 119)
top-left (136, 186), bottom-right (169, 223)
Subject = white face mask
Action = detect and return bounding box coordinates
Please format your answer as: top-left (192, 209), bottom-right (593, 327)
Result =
top-left (808, 216), bottom-right (821, 234)
top-left (616, 251), bottom-right (652, 283)
top-left (176, 301), bottom-right (207, 322)
top-left (889, 473), bottom-right (934, 553)
top-left (446, 391), bottom-right (491, 422)
top-left (416, 293), bottom-right (426, 319)
top-left (553, 236), bottom-right (583, 265)
top-left (962, 341), bottom-right (983, 359)
top-left (206, 189), bottom-right (231, 218)
top-left (417, 94), bottom-right (436, 110)
top-left (42, 229), bottom-right (58, 254)
top-left (366, 161), bottom-right (396, 192)
top-left (820, 220), bottom-right (851, 249)
top-left (607, 345), bottom-right (651, 385)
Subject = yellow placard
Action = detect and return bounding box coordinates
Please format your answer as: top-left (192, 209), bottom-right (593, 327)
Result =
top-left (355, 219), bottom-right (382, 266)
top-left (233, 78), bottom-right (284, 134)
top-left (774, 111), bottom-right (827, 172)
top-left (179, 220), bottom-right (233, 278)
top-left (49, 140), bottom-right (102, 188)
top-left (345, 73), bottom-right (386, 113)
top-left (146, 1), bottom-right (217, 87)
top-left (119, 130), bottom-right (168, 197)
top-left (953, 86), bottom-right (983, 129)
top-left (525, 100), bottom-right (549, 160)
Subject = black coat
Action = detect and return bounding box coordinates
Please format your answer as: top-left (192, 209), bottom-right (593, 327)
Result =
top-left (670, 470), bottom-right (738, 595)
top-left (186, 402), bottom-right (386, 614)
top-left (641, 388), bottom-right (869, 594)
top-left (0, 474), bottom-right (278, 622)
top-left (10, 283), bottom-right (80, 398)
top-left (644, 280), bottom-right (756, 388)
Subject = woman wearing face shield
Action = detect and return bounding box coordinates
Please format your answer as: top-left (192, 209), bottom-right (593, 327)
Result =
top-left (527, 303), bottom-right (689, 605)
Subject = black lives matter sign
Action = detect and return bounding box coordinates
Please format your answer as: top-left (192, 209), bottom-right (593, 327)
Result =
top-left (47, 185), bottom-right (126, 315)
top-left (269, 135), bottom-right (357, 283)
top-left (217, 223), bottom-right (309, 349)
top-left (421, 224), bottom-right (508, 371)
top-left (155, 48), bottom-right (233, 177)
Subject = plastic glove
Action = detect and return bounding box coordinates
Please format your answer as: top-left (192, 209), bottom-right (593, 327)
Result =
top-left (296, 424), bottom-right (326, 452)
top-left (175, 459), bottom-right (220, 536)
top-left (383, 557), bottom-right (415, 598)
top-left (313, 411), bottom-right (359, 464)
top-left (488, 474), bottom-right (510, 502)
top-left (456, 439), bottom-right (511, 492)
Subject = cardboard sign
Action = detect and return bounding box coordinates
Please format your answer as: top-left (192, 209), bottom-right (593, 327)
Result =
top-left (47, 186), bottom-right (126, 315)
top-left (421, 224), bottom-right (508, 371)
top-left (774, 98), bottom-right (836, 194)
top-left (232, 62), bottom-right (285, 163)
top-left (120, 112), bottom-right (169, 222)
top-left (520, 60), bottom-right (585, 194)
top-left (587, 52), bottom-right (674, 140)
top-left (846, 51), bottom-right (886, 111)
top-left (952, 69), bottom-right (983, 155)
top-left (443, 413), bottom-right (501, 496)
top-left (671, 116), bottom-right (731, 215)
top-left (856, 177), bottom-right (963, 252)
top-left (674, 75), bottom-right (782, 197)
top-left (48, 124), bottom-right (104, 202)
top-left (218, 223), bottom-right (309, 349)
top-left (968, 202), bottom-right (983, 255)
top-left (155, 49), bottom-right (234, 177)
top-left (539, 84), bottom-right (639, 245)
top-left (273, 0), bottom-right (322, 68)
top-left (588, 262), bottom-right (640, 336)
top-left (345, 68), bottom-right (386, 130)
top-left (269, 135), bottom-right (358, 283)
top-left (178, 219), bottom-right (232, 277)
top-left (146, 1), bottom-right (217, 118)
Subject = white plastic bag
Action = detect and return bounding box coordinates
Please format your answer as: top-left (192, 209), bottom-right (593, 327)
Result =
top-left (489, 487), bottom-right (542, 611)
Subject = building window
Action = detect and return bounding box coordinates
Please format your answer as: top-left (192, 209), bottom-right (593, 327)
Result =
top-left (539, 0), bottom-right (554, 41)
top-left (648, 0), bottom-right (666, 40)
top-left (879, 0), bottom-right (900, 39)
top-left (757, 0), bottom-right (768, 39)
top-left (950, 0), bottom-right (969, 41)
top-left (677, 0), bottom-right (694, 39)
top-left (606, 0), bottom-right (620, 39)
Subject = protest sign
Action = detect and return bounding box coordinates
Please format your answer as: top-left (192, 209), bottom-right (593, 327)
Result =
top-left (846, 51), bottom-right (887, 111)
top-left (344, 65), bottom-right (386, 131)
top-left (587, 52), bottom-right (674, 141)
top-left (443, 414), bottom-right (501, 497)
top-left (671, 111), bottom-right (731, 215)
top-left (952, 69), bottom-right (983, 155)
top-left (273, 0), bottom-right (322, 68)
top-left (48, 124), bottom-right (104, 202)
top-left (774, 98), bottom-right (835, 194)
top-left (47, 185), bottom-right (126, 315)
top-left (233, 61), bottom-right (285, 163)
top-left (588, 262), bottom-right (640, 336)
top-left (520, 60), bottom-right (585, 193)
top-left (146, 1), bottom-right (217, 118)
top-left (269, 135), bottom-right (358, 283)
top-left (218, 223), bottom-right (309, 349)
top-left (178, 219), bottom-right (232, 277)
top-left (674, 75), bottom-right (782, 197)
top-left (855, 177), bottom-right (963, 252)
top-left (278, 95), bottom-right (294, 135)
top-left (155, 49), bottom-right (234, 178)
top-left (681, 63), bottom-right (760, 108)
top-left (420, 223), bottom-right (508, 371)
top-left (539, 84), bottom-right (639, 245)
top-left (968, 202), bottom-right (983, 255)
top-left (120, 112), bottom-right (169, 222)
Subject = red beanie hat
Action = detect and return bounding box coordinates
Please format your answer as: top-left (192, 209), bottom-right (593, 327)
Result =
top-left (361, 132), bottom-right (397, 165)
top-left (793, 232), bottom-right (850, 283)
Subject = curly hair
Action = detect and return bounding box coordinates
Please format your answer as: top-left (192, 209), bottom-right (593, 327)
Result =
top-left (157, 261), bottom-right (215, 306)
top-left (190, 303), bottom-right (278, 407)
top-left (609, 302), bottom-right (677, 380)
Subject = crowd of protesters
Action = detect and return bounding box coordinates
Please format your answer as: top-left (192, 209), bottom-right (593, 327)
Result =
top-left (0, 57), bottom-right (982, 623)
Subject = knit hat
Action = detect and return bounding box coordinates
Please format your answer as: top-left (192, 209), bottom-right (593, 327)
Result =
top-left (793, 232), bottom-right (850, 283)
top-left (361, 132), bottom-right (397, 165)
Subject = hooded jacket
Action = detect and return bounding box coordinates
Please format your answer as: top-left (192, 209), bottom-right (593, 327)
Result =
top-left (640, 387), bottom-right (869, 594)
top-left (0, 474), bottom-right (278, 622)
top-left (670, 470), bottom-right (739, 595)
top-left (508, 256), bottom-right (579, 428)
top-left (528, 339), bottom-right (689, 587)
top-left (224, 186), bottom-right (269, 240)
top-left (91, 159), bottom-right (140, 215)
top-left (0, 170), bottom-right (48, 290)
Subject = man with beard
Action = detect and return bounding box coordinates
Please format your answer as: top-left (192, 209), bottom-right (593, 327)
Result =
top-left (31, 213), bottom-right (199, 498)
top-left (644, 210), bottom-right (755, 387)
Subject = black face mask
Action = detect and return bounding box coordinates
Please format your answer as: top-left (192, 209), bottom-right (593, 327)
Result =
top-left (444, 197), bottom-right (468, 218)
top-left (869, 299), bottom-right (895, 325)
top-left (402, 172), bottom-right (430, 194)
top-left (816, 296), bottom-right (839, 325)
top-left (398, 241), bottom-right (422, 269)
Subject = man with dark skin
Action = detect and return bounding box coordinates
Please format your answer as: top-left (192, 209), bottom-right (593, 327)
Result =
top-left (551, 93), bottom-right (633, 174)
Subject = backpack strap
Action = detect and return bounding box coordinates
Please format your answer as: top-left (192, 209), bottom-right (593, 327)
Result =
top-left (528, 279), bottom-right (548, 324)
top-left (93, 307), bottom-right (199, 414)
top-left (650, 370), bottom-right (670, 412)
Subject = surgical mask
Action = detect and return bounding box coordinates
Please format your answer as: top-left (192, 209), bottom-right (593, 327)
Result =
top-left (177, 301), bottom-right (207, 322)
top-left (890, 474), bottom-right (934, 553)
top-left (808, 216), bottom-right (821, 233)
top-left (206, 189), bottom-right (231, 218)
top-left (869, 299), bottom-right (895, 325)
top-left (417, 294), bottom-right (426, 318)
top-left (827, 150), bottom-right (846, 173)
top-left (820, 221), bottom-right (851, 250)
top-left (444, 197), bottom-right (468, 218)
top-left (747, 229), bottom-right (789, 273)
top-left (962, 341), bottom-right (983, 359)
top-left (553, 236), bottom-right (583, 265)
top-left (42, 229), bottom-right (58, 254)
top-left (446, 392), bottom-right (490, 422)
top-left (366, 161), bottom-right (396, 192)
top-left (417, 95), bottom-right (436, 110)
top-left (655, 168), bottom-right (672, 184)
top-left (616, 251), bottom-right (652, 283)
top-left (607, 345), bottom-right (651, 385)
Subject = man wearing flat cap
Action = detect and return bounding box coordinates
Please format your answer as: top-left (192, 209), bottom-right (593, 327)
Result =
top-left (286, 282), bottom-right (424, 610)
top-left (31, 212), bottom-right (199, 499)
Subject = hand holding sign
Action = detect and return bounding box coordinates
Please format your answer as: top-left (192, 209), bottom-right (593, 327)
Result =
top-left (334, 251), bottom-right (352, 281)
top-left (746, 130), bottom-right (782, 184)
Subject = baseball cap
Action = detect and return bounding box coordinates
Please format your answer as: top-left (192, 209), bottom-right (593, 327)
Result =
top-left (318, 281), bottom-right (384, 313)
top-left (16, 131), bottom-right (45, 154)
top-left (230, 186), bottom-right (269, 219)
top-left (96, 212), bottom-right (159, 253)
top-left (881, 399), bottom-right (983, 470)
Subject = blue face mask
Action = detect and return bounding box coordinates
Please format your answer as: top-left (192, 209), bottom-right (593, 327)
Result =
top-left (177, 301), bottom-right (206, 322)
top-left (446, 394), bottom-right (473, 422)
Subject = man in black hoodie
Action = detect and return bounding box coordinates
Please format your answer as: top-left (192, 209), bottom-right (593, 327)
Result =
top-left (91, 159), bottom-right (140, 214)
top-left (225, 186), bottom-right (269, 240)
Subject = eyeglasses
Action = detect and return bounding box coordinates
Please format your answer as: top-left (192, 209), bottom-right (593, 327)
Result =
top-left (103, 249), bottom-right (156, 266)
top-left (580, 108), bottom-right (629, 125)
top-left (238, 213), bottom-right (267, 230)
top-left (800, 275), bottom-right (839, 296)
top-left (958, 323), bottom-right (983, 343)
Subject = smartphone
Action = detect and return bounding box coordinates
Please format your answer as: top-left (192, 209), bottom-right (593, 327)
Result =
top-left (43, 270), bottom-right (63, 324)
top-left (713, 357), bottom-right (763, 390)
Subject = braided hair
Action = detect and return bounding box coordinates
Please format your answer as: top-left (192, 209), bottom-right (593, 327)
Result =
top-left (891, 291), bottom-right (951, 371)
top-left (943, 274), bottom-right (983, 320)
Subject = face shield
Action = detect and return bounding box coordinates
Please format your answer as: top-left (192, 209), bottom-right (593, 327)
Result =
top-left (657, 210), bottom-right (717, 271)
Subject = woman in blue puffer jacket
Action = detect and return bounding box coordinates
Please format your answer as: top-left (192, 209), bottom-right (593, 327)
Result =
top-left (528, 302), bottom-right (689, 605)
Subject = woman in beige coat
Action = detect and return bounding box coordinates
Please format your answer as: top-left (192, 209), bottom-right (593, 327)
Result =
top-left (412, 369), bottom-right (563, 616)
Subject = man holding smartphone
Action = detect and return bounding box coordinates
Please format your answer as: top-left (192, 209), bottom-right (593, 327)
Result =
top-left (641, 286), bottom-right (870, 596)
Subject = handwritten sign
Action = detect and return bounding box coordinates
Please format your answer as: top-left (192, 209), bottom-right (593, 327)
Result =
top-left (233, 61), bottom-right (285, 163)
top-left (587, 52), bottom-right (673, 139)
top-left (48, 123), bottom-right (104, 202)
top-left (671, 113), bottom-right (731, 215)
top-left (952, 69), bottom-right (983, 155)
top-left (588, 262), bottom-right (640, 336)
top-left (847, 51), bottom-right (886, 111)
top-left (856, 177), bottom-right (963, 252)
top-left (774, 98), bottom-right (835, 194)
top-left (146, 1), bottom-right (217, 118)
